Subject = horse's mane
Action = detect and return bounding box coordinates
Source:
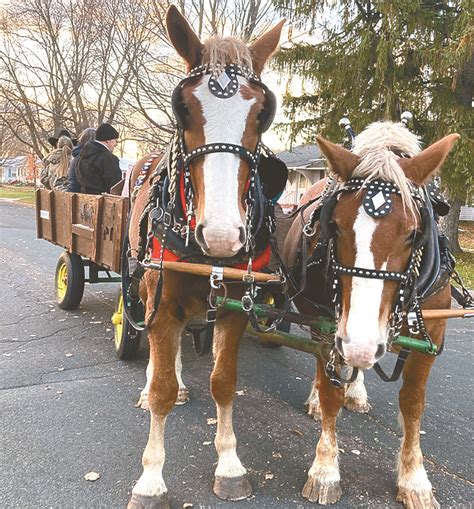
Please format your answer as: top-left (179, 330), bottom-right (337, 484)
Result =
top-left (351, 122), bottom-right (421, 214)
top-left (202, 36), bottom-right (253, 77)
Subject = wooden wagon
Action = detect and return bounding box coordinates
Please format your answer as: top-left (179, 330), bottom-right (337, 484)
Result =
top-left (35, 189), bottom-right (142, 358)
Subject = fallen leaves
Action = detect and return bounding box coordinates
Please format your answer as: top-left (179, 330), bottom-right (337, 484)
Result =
top-left (289, 429), bottom-right (304, 438)
top-left (84, 471), bottom-right (100, 481)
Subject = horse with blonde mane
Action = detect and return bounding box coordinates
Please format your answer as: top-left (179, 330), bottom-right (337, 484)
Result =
top-left (283, 121), bottom-right (459, 508)
top-left (125, 7), bottom-right (285, 508)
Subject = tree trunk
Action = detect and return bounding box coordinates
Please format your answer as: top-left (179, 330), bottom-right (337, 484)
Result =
top-left (439, 195), bottom-right (463, 253)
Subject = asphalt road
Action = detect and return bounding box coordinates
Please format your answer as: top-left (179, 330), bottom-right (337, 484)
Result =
top-left (1, 201), bottom-right (472, 509)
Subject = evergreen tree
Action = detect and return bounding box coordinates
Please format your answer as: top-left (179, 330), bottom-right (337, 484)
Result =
top-left (273, 0), bottom-right (473, 251)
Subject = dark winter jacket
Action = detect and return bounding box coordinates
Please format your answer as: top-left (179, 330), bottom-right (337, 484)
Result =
top-left (75, 141), bottom-right (122, 195)
top-left (67, 145), bottom-right (83, 193)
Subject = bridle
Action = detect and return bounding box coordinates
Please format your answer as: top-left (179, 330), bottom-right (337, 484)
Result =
top-left (168, 63), bottom-right (277, 255)
top-left (324, 177), bottom-right (428, 344)
top-left (298, 174), bottom-right (439, 383)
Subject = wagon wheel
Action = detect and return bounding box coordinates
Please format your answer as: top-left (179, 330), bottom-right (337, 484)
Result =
top-left (258, 291), bottom-right (290, 348)
top-left (55, 251), bottom-right (85, 310)
top-left (112, 292), bottom-right (143, 360)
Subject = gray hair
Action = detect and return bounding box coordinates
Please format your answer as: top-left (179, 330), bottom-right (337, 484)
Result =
top-left (78, 127), bottom-right (96, 146)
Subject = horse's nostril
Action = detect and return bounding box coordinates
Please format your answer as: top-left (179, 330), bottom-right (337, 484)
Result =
top-left (239, 226), bottom-right (246, 245)
top-left (375, 344), bottom-right (386, 361)
top-left (195, 223), bottom-right (208, 250)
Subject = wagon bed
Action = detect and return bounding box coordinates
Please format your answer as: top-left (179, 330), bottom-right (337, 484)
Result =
top-left (35, 189), bottom-right (128, 273)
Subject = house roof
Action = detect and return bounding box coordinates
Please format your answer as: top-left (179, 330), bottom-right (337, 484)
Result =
top-left (275, 144), bottom-right (324, 167)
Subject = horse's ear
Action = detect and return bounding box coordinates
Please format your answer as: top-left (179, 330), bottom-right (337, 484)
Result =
top-left (316, 135), bottom-right (360, 181)
top-left (250, 20), bottom-right (285, 76)
top-left (398, 134), bottom-right (460, 185)
top-left (166, 5), bottom-right (203, 71)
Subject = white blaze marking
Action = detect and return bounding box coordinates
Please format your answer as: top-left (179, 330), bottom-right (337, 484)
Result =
top-left (344, 207), bottom-right (386, 345)
top-left (193, 78), bottom-right (255, 232)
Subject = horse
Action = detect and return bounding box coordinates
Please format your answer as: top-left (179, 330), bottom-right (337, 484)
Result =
top-left (283, 121), bottom-right (459, 508)
top-left (125, 6), bottom-right (285, 508)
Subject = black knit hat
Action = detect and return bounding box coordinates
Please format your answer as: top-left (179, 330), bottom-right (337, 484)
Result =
top-left (96, 123), bottom-right (119, 141)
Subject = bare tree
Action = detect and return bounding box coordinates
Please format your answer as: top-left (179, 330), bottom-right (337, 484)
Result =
top-left (0, 0), bottom-right (276, 160)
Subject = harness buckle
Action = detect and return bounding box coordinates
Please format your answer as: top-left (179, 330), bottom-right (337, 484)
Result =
top-left (303, 222), bottom-right (317, 237)
top-left (210, 266), bottom-right (224, 289)
top-left (163, 211), bottom-right (172, 227)
top-left (407, 311), bottom-right (420, 335)
top-left (241, 293), bottom-right (254, 312)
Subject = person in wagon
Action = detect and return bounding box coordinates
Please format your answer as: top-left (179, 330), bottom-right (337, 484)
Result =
top-left (67, 127), bottom-right (96, 193)
top-left (40, 135), bottom-right (74, 191)
top-left (75, 123), bottom-right (122, 195)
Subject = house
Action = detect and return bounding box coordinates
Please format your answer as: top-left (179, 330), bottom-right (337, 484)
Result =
top-left (0, 156), bottom-right (26, 183)
top-left (275, 144), bottom-right (326, 210)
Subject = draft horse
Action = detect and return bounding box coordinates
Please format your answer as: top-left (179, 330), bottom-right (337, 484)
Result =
top-left (283, 122), bottom-right (459, 507)
top-left (125, 6), bottom-right (285, 508)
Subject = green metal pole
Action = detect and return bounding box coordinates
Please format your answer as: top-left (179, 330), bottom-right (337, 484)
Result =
top-left (216, 296), bottom-right (437, 355)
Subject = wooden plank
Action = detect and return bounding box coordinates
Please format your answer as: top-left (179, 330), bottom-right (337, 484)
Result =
top-left (70, 193), bottom-right (77, 252)
top-left (49, 191), bottom-right (56, 243)
top-left (73, 194), bottom-right (99, 259)
top-left (71, 224), bottom-right (94, 239)
top-left (113, 196), bottom-right (129, 273)
top-left (54, 192), bottom-right (72, 248)
top-left (92, 195), bottom-right (104, 263)
top-left (35, 189), bottom-right (42, 239)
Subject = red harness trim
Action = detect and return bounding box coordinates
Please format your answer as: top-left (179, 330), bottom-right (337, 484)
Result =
top-left (151, 237), bottom-right (271, 271)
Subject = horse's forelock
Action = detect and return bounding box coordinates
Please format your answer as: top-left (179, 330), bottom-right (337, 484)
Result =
top-left (202, 37), bottom-right (253, 77)
top-left (352, 122), bottom-right (422, 216)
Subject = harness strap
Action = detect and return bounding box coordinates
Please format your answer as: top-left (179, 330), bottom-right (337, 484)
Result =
top-left (373, 348), bottom-right (410, 382)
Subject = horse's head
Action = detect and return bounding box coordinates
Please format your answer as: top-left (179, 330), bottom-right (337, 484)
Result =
top-left (166, 6), bottom-right (284, 258)
top-left (316, 123), bottom-right (459, 369)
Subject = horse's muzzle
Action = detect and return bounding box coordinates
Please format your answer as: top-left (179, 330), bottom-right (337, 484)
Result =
top-left (336, 336), bottom-right (386, 369)
top-left (195, 222), bottom-right (246, 257)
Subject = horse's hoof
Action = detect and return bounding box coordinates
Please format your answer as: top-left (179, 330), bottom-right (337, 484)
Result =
top-left (396, 487), bottom-right (440, 509)
top-left (344, 396), bottom-right (371, 413)
top-left (175, 387), bottom-right (190, 405)
top-left (127, 493), bottom-right (170, 509)
top-left (213, 474), bottom-right (252, 501)
top-left (135, 393), bottom-right (150, 411)
top-left (302, 475), bottom-right (342, 504)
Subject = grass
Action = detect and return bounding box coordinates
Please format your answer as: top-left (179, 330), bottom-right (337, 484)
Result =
top-left (0, 185), bottom-right (36, 205)
top-left (457, 221), bottom-right (474, 290)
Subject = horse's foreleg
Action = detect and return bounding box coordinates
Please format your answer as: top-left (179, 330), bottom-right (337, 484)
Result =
top-left (397, 349), bottom-right (441, 509)
top-left (302, 357), bottom-right (344, 504)
top-left (306, 360), bottom-right (321, 420)
top-left (344, 370), bottom-right (371, 413)
top-left (210, 311), bottom-right (251, 501)
top-left (129, 299), bottom-right (184, 509)
top-left (137, 343), bottom-right (188, 410)
top-left (175, 345), bottom-right (189, 404)
top-left (397, 314), bottom-right (447, 509)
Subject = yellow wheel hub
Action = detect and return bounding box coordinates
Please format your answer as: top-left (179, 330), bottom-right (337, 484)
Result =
top-left (56, 263), bottom-right (68, 301)
top-left (113, 295), bottom-right (124, 349)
